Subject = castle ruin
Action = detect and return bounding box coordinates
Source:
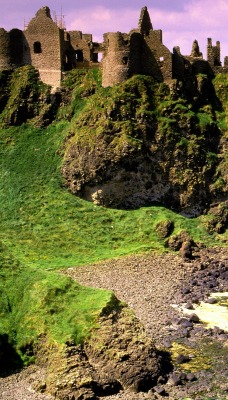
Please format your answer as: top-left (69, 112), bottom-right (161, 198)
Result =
top-left (0, 6), bottom-right (227, 88)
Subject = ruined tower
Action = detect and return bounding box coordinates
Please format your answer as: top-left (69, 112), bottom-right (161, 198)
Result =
top-left (101, 6), bottom-right (173, 87)
top-left (191, 40), bottom-right (202, 58)
top-left (23, 6), bottom-right (65, 87)
top-left (207, 38), bottom-right (221, 68)
top-left (0, 5), bottom-right (227, 88)
top-left (139, 7), bottom-right (173, 81)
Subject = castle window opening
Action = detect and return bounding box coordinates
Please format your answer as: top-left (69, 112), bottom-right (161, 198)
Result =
top-left (122, 56), bottom-right (128, 65)
top-left (159, 56), bottom-right (164, 62)
top-left (92, 53), bottom-right (98, 62)
top-left (76, 50), bottom-right (83, 61)
top-left (33, 41), bottom-right (42, 53)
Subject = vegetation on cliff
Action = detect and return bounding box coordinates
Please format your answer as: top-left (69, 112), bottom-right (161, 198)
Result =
top-left (62, 71), bottom-right (227, 216)
top-left (0, 66), bottom-right (227, 396)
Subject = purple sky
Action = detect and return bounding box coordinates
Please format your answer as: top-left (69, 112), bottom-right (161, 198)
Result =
top-left (1, 0), bottom-right (228, 62)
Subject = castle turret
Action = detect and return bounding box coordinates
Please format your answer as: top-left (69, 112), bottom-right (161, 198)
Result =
top-left (102, 32), bottom-right (131, 87)
top-left (191, 40), bottom-right (202, 58)
top-left (207, 38), bottom-right (221, 67)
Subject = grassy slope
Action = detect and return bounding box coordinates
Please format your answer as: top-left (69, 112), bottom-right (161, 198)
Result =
top-left (0, 68), bottom-right (226, 367)
top-left (0, 123), bottom-right (219, 269)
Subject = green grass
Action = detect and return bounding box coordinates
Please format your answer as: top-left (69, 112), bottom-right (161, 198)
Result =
top-left (0, 124), bottom-right (220, 270)
top-left (0, 241), bottom-right (114, 366)
top-left (1, 98), bottom-right (225, 269)
top-left (0, 69), bottom-right (227, 368)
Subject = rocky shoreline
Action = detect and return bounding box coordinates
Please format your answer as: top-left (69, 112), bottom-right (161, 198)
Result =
top-left (0, 247), bottom-right (227, 400)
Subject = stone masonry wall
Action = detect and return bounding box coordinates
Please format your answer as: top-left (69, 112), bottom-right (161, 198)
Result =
top-left (102, 32), bottom-right (131, 87)
top-left (142, 30), bottom-right (173, 81)
top-left (68, 31), bottom-right (93, 62)
top-left (23, 7), bottom-right (63, 87)
top-left (0, 5), bottom-right (227, 88)
top-left (128, 31), bottom-right (143, 76)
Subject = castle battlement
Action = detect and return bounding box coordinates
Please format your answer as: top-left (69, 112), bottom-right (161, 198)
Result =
top-left (0, 6), bottom-right (227, 87)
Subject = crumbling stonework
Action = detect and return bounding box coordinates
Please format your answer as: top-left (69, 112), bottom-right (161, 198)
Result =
top-left (0, 5), bottom-right (227, 88)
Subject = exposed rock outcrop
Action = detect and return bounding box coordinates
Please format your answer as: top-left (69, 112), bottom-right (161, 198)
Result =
top-left (62, 74), bottom-right (228, 216)
top-left (37, 298), bottom-right (161, 399)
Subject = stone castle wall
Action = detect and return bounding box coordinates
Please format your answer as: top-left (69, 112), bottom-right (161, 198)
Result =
top-left (23, 7), bottom-right (64, 87)
top-left (142, 30), bottom-right (172, 81)
top-left (102, 32), bottom-right (131, 87)
top-left (0, 5), bottom-right (227, 88)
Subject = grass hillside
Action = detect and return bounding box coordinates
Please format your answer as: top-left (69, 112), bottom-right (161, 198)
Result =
top-left (0, 67), bottom-right (227, 369)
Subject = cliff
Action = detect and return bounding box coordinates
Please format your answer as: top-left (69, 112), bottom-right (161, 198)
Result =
top-left (0, 65), bottom-right (227, 399)
top-left (0, 66), bottom-right (227, 218)
top-left (62, 71), bottom-right (227, 217)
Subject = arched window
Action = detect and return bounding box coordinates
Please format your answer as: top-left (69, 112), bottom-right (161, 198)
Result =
top-left (33, 41), bottom-right (42, 54)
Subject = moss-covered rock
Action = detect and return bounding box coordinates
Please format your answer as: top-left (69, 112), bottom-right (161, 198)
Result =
top-left (41, 303), bottom-right (161, 399)
top-left (0, 66), bottom-right (55, 127)
top-left (62, 74), bottom-right (227, 216)
top-left (155, 220), bottom-right (174, 239)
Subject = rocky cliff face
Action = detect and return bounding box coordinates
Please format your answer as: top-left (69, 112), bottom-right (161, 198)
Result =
top-left (0, 67), bottom-right (227, 216)
top-left (62, 73), bottom-right (227, 216)
top-left (33, 296), bottom-right (162, 400)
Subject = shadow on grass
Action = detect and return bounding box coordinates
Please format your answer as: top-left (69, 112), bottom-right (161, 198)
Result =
top-left (0, 334), bottom-right (23, 377)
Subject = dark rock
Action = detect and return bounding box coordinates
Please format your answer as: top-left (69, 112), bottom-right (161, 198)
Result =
top-left (181, 328), bottom-right (191, 338)
top-left (206, 297), bottom-right (217, 304)
top-left (218, 334), bottom-right (227, 340)
top-left (185, 301), bottom-right (194, 310)
top-left (186, 373), bottom-right (196, 382)
top-left (182, 287), bottom-right (191, 295)
top-left (176, 354), bottom-right (190, 364)
top-left (213, 326), bottom-right (224, 335)
top-left (180, 318), bottom-right (193, 328)
top-left (162, 339), bottom-right (172, 348)
top-left (168, 373), bottom-right (182, 386)
top-left (153, 385), bottom-right (166, 395)
top-left (189, 313), bottom-right (200, 323)
top-left (207, 281), bottom-right (216, 288)
top-left (180, 241), bottom-right (193, 260)
top-left (191, 297), bottom-right (200, 304)
top-left (179, 372), bottom-right (187, 381)
top-left (191, 279), bottom-right (199, 286)
top-left (171, 317), bottom-right (180, 325)
top-left (220, 272), bottom-right (228, 280)
top-left (181, 320), bottom-right (193, 328)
